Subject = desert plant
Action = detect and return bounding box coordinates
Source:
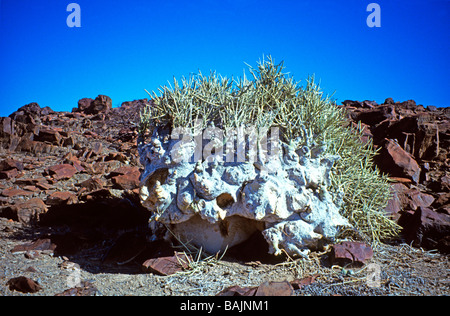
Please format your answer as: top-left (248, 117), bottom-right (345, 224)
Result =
top-left (140, 56), bottom-right (400, 244)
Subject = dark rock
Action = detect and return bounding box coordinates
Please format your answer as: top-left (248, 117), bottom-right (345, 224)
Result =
top-left (376, 138), bottom-right (421, 183)
top-left (35, 128), bottom-right (62, 145)
top-left (6, 276), bottom-right (42, 293)
top-left (46, 164), bottom-right (78, 180)
top-left (1, 188), bottom-right (34, 198)
top-left (85, 95), bottom-right (112, 115)
top-left (0, 158), bottom-right (24, 172)
top-left (112, 172), bottom-right (140, 190)
top-left (9, 102), bottom-right (42, 124)
top-left (11, 238), bottom-right (57, 254)
top-left (75, 98), bottom-right (94, 113)
top-left (0, 169), bottom-right (19, 180)
top-left (405, 189), bottom-right (435, 211)
top-left (384, 98), bottom-right (395, 104)
top-left (330, 241), bottom-right (374, 266)
top-left (46, 191), bottom-right (78, 206)
top-left (404, 207), bottom-right (450, 250)
top-left (142, 252), bottom-right (192, 276)
top-left (77, 177), bottom-right (104, 192)
top-left (350, 105), bottom-right (397, 126)
top-left (15, 198), bottom-right (48, 225)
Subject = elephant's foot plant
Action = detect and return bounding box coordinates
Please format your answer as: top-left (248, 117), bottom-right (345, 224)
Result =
top-left (138, 56), bottom-right (400, 257)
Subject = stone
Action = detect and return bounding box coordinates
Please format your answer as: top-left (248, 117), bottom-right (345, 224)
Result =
top-left (350, 105), bottom-right (397, 126)
top-left (406, 189), bottom-right (434, 211)
top-left (0, 168), bottom-right (19, 180)
top-left (112, 172), bottom-right (140, 190)
top-left (46, 191), bottom-right (78, 206)
top-left (77, 177), bottom-right (104, 192)
top-left (404, 207), bottom-right (450, 250)
top-left (0, 158), bottom-right (24, 171)
top-left (15, 198), bottom-right (48, 225)
top-left (46, 164), bottom-right (78, 180)
top-left (35, 128), bottom-right (62, 145)
top-left (85, 95), bottom-right (112, 115)
top-left (6, 276), bottom-right (42, 293)
top-left (105, 152), bottom-right (128, 163)
top-left (376, 138), bottom-right (421, 183)
top-left (11, 238), bottom-right (57, 254)
top-left (9, 102), bottom-right (42, 124)
top-left (330, 241), bottom-right (374, 266)
top-left (109, 166), bottom-right (141, 190)
top-left (109, 166), bottom-right (140, 177)
top-left (1, 188), bottom-right (34, 198)
top-left (75, 98), bottom-right (94, 113)
top-left (142, 252), bottom-right (192, 276)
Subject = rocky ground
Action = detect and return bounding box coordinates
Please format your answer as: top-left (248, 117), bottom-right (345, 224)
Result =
top-left (0, 96), bottom-right (448, 296)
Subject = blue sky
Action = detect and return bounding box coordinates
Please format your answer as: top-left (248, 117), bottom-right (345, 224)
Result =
top-left (0, 0), bottom-right (449, 117)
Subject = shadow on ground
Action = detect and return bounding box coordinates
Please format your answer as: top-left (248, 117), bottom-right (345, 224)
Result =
top-left (7, 192), bottom-right (283, 275)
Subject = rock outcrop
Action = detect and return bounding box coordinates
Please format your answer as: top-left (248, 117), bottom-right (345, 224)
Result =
top-left (341, 99), bottom-right (449, 253)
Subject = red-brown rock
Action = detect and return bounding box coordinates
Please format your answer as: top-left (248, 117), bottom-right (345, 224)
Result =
top-left (406, 189), bottom-right (435, 211)
top-left (35, 128), bottom-right (62, 145)
top-left (6, 276), bottom-right (42, 293)
top-left (112, 172), bottom-right (140, 190)
top-left (75, 98), bottom-right (94, 113)
top-left (376, 138), bottom-right (421, 183)
top-left (0, 158), bottom-right (24, 172)
top-left (46, 191), bottom-right (78, 206)
top-left (46, 164), bottom-right (78, 180)
top-left (110, 166), bottom-right (140, 190)
top-left (15, 198), bottom-right (48, 225)
top-left (84, 95), bottom-right (112, 115)
top-left (404, 207), bottom-right (450, 252)
top-left (330, 241), bottom-right (374, 266)
top-left (0, 168), bottom-right (19, 179)
top-left (11, 238), bottom-right (57, 254)
top-left (142, 252), bottom-right (191, 276)
top-left (1, 188), bottom-right (34, 198)
top-left (77, 177), bottom-right (104, 192)
top-left (109, 166), bottom-right (140, 177)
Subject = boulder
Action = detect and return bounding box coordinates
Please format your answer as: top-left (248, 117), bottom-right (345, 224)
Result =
top-left (15, 198), bottom-right (48, 225)
top-left (6, 277), bottom-right (42, 293)
top-left (403, 207), bottom-right (450, 252)
top-left (85, 95), bottom-right (112, 115)
top-left (376, 138), bottom-right (421, 183)
top-left (46, 164), bottom-right (78, 180)
top-left (330, 241), bottom-right (374, 266)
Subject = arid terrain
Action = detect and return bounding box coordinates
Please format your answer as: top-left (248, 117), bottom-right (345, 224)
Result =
top-left (0, 96), bottom-right (448, 296)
